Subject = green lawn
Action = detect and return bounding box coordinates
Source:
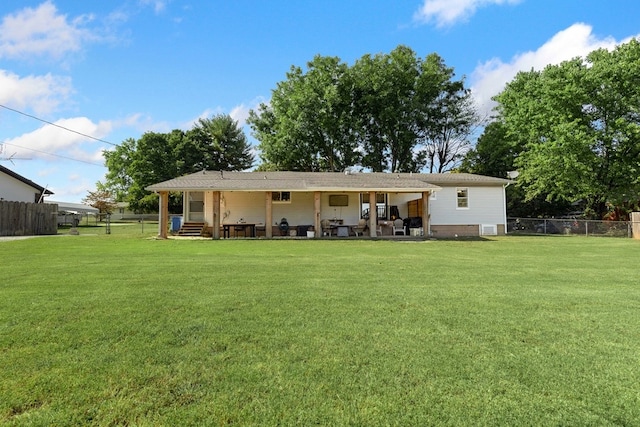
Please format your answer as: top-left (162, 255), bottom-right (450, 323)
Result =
top-left (1, 232), bottom-right (639, 426)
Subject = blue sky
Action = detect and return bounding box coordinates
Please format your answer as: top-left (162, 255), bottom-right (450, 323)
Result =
top-left (1, 0), bottom-right (638, 203)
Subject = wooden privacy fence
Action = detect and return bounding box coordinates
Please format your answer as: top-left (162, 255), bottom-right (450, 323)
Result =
top-left (0, 201), bottom-right (58, 236)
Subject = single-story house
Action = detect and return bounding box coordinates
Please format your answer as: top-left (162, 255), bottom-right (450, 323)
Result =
top-left (111, 201), bottom-right (160, 221)
top-left (0, 164), bottom-right (53, 203)
top-left (146, 171), bottom-right (511, 239)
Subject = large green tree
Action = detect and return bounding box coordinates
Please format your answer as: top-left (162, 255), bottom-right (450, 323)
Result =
top-left (351, 46), bottom-right (422, 172)
top-left (103, 115), bottom-right (254, 213)
top-left (459, 120), bottom-right (573, 217)
top-left (248, 45), bottom-right (476, 173)
top-left (459, 121), bottom-right (514, 178)
top-left (104, 131), bottom-right (183, 213)
top-left (248, 55), bottom-right (358, 171)
top-left (183, 115), bottom-right (254, 172)
top-left (493, 40), bottom-right (640, 218)
top-left (416, 53), bottom-right (477, 173)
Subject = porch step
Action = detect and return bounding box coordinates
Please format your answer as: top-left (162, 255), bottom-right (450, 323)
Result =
top-left (177, 222), bottom-right (209, 237)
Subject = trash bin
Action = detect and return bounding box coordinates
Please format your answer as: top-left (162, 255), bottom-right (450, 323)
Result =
top-left (297, 225), bottom-right (311, 236)
top-left (170, 216), bottom-right (183, 232)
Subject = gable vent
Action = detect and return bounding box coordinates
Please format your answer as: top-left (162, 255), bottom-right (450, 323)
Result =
top-left (480, 224), bottom-right (497, 236)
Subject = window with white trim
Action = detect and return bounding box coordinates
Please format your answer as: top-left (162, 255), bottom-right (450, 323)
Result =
top-left (272, 191), bottom-right (291, 203)
top-left (456, 188), bottom-right (469, 209)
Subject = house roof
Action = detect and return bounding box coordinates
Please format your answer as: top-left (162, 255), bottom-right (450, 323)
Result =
top-left (0, 164), bottom-right (54, 195)
top-left (395, 172), bottom-right (512, 186)
top-left (45, 201), bottom-right (99, 215)
top-left (146, 171), bottom-right (510, 193)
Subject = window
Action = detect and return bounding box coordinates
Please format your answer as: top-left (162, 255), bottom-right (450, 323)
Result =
top-left (272, 191), bottom-right (291, 203)
top-left (360, 193), bottom-right (388, 219)
top-left (188, 191), bottom-right (205, 221)
top-left (329, 194), bottom-right (349, 206)
top-left (456, 188), bottom-right (469, 209)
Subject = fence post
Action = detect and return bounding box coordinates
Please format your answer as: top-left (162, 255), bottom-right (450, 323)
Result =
top-left (632, 212), bottom-right (640, 240)
top-left (585, 221), bottom-right (589, 237)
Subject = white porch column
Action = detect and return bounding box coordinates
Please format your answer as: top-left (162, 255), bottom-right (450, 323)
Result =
top-left (212, 191), bottom-right (221, 239)
top-left (314, 191), bottom-right (321, 238)
top-left (369, 191), bottom-right (378, 237)
top-left (422, 191), bottom-right (430, 237)
top-left (265, 192), bottom-right (273, 238)
top-left (157, 191), bottom-right (169, 239)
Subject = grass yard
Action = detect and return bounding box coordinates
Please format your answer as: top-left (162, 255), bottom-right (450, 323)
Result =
top-left (1, 231), bottom-right (639, 425)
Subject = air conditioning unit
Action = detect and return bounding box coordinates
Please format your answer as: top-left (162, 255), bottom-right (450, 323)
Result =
top-left (480, 224), bottom-right (498, 236)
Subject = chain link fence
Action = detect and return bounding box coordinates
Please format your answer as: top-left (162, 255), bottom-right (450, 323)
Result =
top-left (508, 217), bottom-right (632, 237)
top-left (56, 214), bottom-right (159, 236)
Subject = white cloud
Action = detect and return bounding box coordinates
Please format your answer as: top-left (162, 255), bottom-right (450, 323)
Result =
top-left (139, 0), bottom-right (169, 15)
top-left (414, 0), bottom-right (522, 27)
top-left (182, 99), bottom-right (265, 130)
top-left (37, 166), bottom-right (59, 179)
top-left (179, 108), bottom-right (223, 130)
top-left (231, 97), bottom-right (267, 126)
top-left (47, 173), bottom-right (98, 202)
top-left (470, 23), bottom-right (639, 118)
top-left (0, 69), bottom-right (73, 115)
top-left (229, 104), bottom-right (251, 125)
top-left (0, 1), bottom-right (97, 60)
top-left (112, 113), bottom-right (172, 134)
top-left (4, 117), bottom-right (112, 162)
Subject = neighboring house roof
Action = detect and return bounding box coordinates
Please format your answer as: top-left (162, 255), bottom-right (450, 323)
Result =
top-left (146, 171), bottom-right (510, 193)
top-left (0, 164), bottom-right (54, 195)
top-left (45, 201), bottom-right (99, 215)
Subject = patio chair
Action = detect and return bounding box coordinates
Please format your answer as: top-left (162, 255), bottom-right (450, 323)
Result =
top-left (392, 218), bottom-right (406, 236)
top-left (321, 219), bottom-right (333, 236)
top-left (352, 218), bottom-right (367, 236)
top-left (234, 221), bottom-right (247, 237)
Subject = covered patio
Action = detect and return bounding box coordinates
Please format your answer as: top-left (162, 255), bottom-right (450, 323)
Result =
top-left (147, 171), bottom-right (440, 240)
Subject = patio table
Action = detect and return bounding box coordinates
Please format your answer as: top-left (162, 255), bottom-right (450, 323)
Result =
top-left (223, 223), bottom-right (255, 238)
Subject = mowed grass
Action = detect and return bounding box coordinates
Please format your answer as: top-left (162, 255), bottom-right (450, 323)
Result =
top-left (1, 231), bottom-right (639, 426)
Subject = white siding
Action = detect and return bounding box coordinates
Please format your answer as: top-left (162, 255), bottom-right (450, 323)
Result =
top-left (430, 186), bottom-right (505, 225)
top-left (321, 192), bottom-right (361, 224)
top-left (0, 174), bottom-right (39, 203)
top-left (220, 191), bottom-right (271, 224)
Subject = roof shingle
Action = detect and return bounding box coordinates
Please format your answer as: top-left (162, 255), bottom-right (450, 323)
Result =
top-left (146, 171), bottom-right (510, 192)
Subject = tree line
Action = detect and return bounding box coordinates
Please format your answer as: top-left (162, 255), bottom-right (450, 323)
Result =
top-left (461, 39), bottom-right (640, 219)
top-left (99, 115), bottom-right (253, 213)
top-left (248, 45), bottom-right (476, 173)
top-left (98, 45), bottom-right (476, 213)
top-left (98, 41), bottom-right (640, 219)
